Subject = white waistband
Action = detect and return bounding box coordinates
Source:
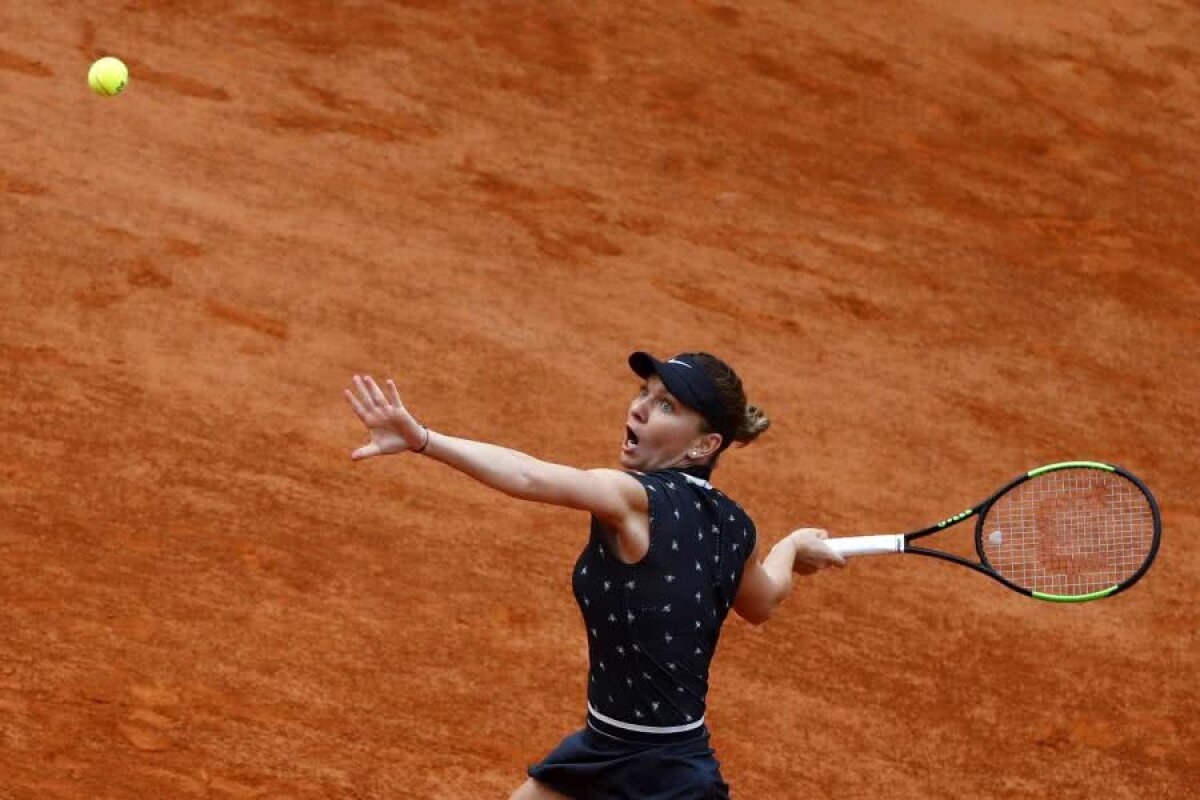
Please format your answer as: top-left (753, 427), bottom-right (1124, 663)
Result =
top-left (587, 702), bottom-right (706, 734)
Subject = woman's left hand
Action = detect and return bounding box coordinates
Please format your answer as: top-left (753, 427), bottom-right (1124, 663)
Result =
top-left (344, 375), bottom-right (427, 460)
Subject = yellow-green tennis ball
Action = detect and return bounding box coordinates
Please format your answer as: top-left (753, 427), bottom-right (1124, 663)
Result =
top-left (88, 57), bottom-right (129, 97)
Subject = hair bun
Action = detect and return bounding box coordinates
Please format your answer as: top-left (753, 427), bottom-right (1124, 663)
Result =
top-left (738, 404), bottom-right (770, 444)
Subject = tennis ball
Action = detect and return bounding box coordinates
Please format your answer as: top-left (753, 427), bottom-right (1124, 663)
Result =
top-left (88, 57), bottom-right (129, 97)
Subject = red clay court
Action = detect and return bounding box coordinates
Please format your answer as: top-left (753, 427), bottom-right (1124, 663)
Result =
top-left (2, 2), bottom-right (1197, 797)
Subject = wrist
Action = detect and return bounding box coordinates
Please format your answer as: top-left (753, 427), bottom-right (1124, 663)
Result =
top-left (413, 427), bottom-right (431, 454)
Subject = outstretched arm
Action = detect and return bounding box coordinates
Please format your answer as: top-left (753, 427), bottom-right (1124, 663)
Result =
top-left (733, 529), bottom-right (845, 625)
top-left (345, 374), bottom-right (647, 522)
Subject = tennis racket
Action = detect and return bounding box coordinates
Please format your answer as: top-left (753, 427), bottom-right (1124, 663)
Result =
top-left (826, 461), bottom-right (1161, 602)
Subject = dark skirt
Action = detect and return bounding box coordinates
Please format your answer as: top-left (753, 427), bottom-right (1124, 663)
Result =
top-left (527, 724), bottom-right (730, 800)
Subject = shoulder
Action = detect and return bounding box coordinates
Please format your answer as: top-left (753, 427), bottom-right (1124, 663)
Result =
top-left (627, 470), bottom-right (701, 499)
top-left (708, 484), bottom-right (750, 513)
top-left (585, 468), bottom-right (650, 513)
top-left (710, 488), bottom-right (758, 536)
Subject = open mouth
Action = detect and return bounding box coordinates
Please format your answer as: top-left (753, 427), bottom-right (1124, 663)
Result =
top-left (624, 426), bottom-right (640, 448)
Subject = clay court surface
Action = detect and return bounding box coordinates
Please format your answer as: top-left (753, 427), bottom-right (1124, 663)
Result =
top-left (2, 1), bottom-right (1198, 797)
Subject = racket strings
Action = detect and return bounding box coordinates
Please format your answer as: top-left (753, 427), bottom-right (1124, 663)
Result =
top-left (981, 469), bottom-right (1155, 595)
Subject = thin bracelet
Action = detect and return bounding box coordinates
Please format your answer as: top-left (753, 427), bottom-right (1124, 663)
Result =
top-left (413, 426), bottom-right (431, 454)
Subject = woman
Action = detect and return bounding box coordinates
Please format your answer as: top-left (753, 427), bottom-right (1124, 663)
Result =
top-left (345, 351), bottom-right (845, 799)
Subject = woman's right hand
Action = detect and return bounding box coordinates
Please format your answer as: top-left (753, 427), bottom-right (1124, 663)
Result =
top-left (789, 528), bottom-right (846, 575)
top-left (345, 375), bottom-right (428, 460)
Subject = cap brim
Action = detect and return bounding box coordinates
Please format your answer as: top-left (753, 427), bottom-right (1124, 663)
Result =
top-left (627, 351), bottom-right (705, 412)
top-left (628, 351), bottom-right (661, 380)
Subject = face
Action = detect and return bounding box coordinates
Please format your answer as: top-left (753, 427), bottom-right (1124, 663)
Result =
top-left (620, 376), bottom-right (720, 471)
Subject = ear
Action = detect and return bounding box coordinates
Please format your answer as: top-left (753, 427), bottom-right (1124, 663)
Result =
top-left (689, 431), bottom-right (723, 460)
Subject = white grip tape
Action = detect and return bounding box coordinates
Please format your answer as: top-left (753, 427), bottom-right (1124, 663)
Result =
top-left (825, 535), bottom-right (906, 557)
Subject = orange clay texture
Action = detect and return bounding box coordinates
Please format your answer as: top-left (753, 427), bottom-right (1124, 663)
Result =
top-left (1, 2), bottom-right (1196, 798)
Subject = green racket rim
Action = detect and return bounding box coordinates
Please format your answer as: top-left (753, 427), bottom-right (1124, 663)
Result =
top-left (1032, 585), bottom-right (1120, 603)
top-left (1027, 461), bottom-right (1115, 477)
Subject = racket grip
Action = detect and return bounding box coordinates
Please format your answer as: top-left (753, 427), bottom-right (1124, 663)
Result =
top-left (825, 535), bottom-right (905, 557)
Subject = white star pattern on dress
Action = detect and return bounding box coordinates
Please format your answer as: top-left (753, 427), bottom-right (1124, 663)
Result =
top-left (665, 574), bottom-right (675, 583)
top-left (662, 604), bottom-right (671, 612)
top-left (579, 565), bottom-right (587, 575)
top-left (695, 560), bottom-right (702, 572)
top-left (608, 613), bottom-right (617, 623)
top-left (664, 632), bottom-right (673, 643)
top-left (671, 539), bottom-right (678, 550)
top-left (694, 620), bottom-right (702, 629)
top-left (626, 611), bottom-right (636, 622)
top-left (666, 482), bottom-right (675, 490)
top-left (652, 701), bottom-right (660, 711)
top-left (603, 581), bottom-right (611, 591)
top-left (625, 580), bottom-right (636, 590)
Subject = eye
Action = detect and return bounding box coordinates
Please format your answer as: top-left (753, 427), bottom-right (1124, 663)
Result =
top-left (660, 399), bottom-right (673, 413)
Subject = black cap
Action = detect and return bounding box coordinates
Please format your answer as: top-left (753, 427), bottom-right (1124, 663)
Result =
top-left (628, 352), bottom-right (736, 450)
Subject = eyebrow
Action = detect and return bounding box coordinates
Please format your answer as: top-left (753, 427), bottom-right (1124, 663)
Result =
top-left (641, 381), bottom-right (678, 406)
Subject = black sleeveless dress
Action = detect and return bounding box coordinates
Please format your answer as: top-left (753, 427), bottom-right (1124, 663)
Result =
top-left (528, 467), bottom-right (757, 799)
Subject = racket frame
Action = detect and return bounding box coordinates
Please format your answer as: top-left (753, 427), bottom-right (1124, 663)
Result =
top-left (864, 461), bottom-right (1161, 602)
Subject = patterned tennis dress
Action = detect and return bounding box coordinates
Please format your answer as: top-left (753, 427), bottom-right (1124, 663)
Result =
top-left (528, 467), bottom-right (756, 799)
top-left (576, 468), bottom-right (756, 733)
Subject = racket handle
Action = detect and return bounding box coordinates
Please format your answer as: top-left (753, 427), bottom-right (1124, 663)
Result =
top-left (825, 535), bottom-right (905, 557)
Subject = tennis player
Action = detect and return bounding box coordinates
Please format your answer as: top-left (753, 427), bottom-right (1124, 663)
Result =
top-left (345, 352), bottom-right (845, 799)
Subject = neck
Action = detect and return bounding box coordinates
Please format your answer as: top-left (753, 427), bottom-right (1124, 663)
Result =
top-left (670, 459), bottom-right (714, 481)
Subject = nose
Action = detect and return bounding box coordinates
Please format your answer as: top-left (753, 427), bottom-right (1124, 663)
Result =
top-left (630, 396), bottom-right (649, 423)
